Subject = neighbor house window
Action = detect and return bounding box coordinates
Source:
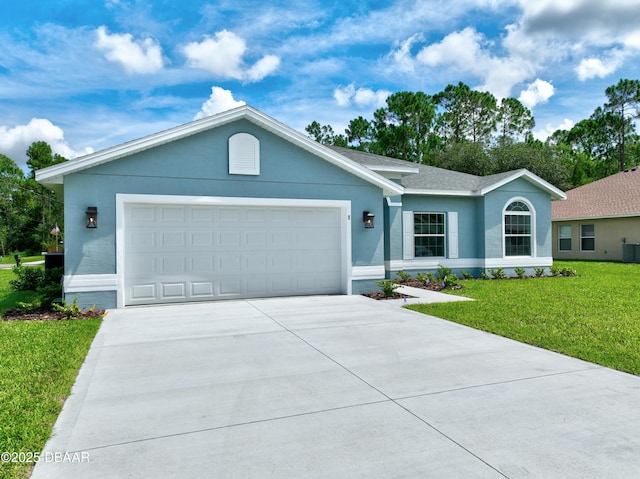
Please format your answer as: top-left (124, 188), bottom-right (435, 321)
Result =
top-left (558, 225), bottom-right (572, 251)
top-left (504, 201), bottom-right (531, 256)
top-left (581, 224), bottom-right (595, 251)
top-left (414, 213), bottom-right (445, 257)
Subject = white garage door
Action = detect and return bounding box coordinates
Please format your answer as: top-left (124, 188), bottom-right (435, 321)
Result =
top-left (123, 202), bottom-right (345, 305)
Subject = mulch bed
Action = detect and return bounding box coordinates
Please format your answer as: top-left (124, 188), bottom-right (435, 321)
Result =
top-left (2, 308), bottom-right (106, 321)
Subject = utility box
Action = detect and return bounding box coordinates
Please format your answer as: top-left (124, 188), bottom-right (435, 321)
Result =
top-left (622, 244), bottom-right (640, 263)
top-left (44, 252), bottom-right (64, 269)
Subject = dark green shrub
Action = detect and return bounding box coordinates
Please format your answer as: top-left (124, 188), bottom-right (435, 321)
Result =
top-left (10, 266), bottom-right (45, 291)
top-left (534, 267), bottom-right (546, 277)
top-left (514, 267), bottom-right (526, 279)
top-left (461, 270), bottom-right (473, 280)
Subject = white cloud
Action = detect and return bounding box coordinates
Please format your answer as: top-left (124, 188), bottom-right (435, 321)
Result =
top-left (246, 55), bottom-right (281, 82)
top-left (333, 84), bottom-right (390, 108)
top-left (575, 56), bottom-right (623, 81)
top-left (182, 30), bottom-right (279, 82)
top-left (94, 26), bottom-right (164, 74)
top-left (414, 27), bottom-right (534, 98)
top-left (0, 118), bottom-right (91, 167)
top-left (389, 33), bottom-right (424, 73)
top-left (534, 118), bottom-right (574, 141)
top-left (518, 79), bottom-right (554, 108)
top-left (194, 87), bottom-right (246, 120)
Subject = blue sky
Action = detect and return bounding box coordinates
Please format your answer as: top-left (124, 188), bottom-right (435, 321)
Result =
top-left (2, 0), bottom-right (640, 169)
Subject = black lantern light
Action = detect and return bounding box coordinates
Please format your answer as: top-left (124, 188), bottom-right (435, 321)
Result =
top-left (86, 206), bottom-right (98, 228)
top-left (363, 211), bottom-right (375, 229)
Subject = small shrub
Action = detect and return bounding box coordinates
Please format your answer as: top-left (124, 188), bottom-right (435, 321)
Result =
top-left (417, 272), bottom-right (436, 284)
top-left (51, 297), bottom-right (82, 319)
top-left (376, 279), bottom-right (399, 298)
top-left (487, 267), bottom-right (506, 279)
top-left (514, 267), bottom-right (526, 279)
top-left (442, 273), bottom-right (460, 289)
top-left (437, 264), bottom-right (452, 279)
top-left (461, 270), bottom-right (473, 280)
top-left (396, 270), bottom-right (411, 282)
top-left (480, 271), bottom-right (489, 280)
top-left (534, 267), bottom-right (546, 278)
top-left (547, 266), bottom-right (577, 277)
top-left (15, 299), bottom-right (42, 313)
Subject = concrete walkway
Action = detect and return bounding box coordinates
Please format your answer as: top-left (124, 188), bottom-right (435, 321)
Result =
top-left (32, 295), bottom-right (640, 478)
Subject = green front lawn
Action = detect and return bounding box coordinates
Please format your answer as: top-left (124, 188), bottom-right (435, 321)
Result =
top-left (0, 269), bottom-right (101, 479)
top-left (408, 261), bottom-right (640, 375)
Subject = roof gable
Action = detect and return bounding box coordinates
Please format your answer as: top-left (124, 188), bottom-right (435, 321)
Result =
top-left (552, 167), bottom-right (640, 220)
top-left (36, 105), bottom-right (403, 197)
top-left (335, 147), bottom-right (566, 199)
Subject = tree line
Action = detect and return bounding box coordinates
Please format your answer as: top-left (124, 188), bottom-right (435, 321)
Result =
top-left (306, 79), bottom-right (640, 190)
top-left (0, 142), bottom-right (65, 256)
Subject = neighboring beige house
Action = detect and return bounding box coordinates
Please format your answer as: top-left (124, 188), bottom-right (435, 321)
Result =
top-left (552, 167), bottom-right (640, 262)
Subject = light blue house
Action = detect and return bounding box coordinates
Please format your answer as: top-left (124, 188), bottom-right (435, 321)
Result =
top-left (36, 106), bottom-right (566, 309)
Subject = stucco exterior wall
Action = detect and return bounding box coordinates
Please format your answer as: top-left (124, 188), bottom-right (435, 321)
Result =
top-left (483, 178), bottom-right (553, 261)
top-left (552, 217), bottom-right (640, 261)
top-left (62, 119), bottom-right (385, 308)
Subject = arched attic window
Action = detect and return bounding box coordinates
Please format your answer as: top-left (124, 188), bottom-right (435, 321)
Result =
top-left (504, 200), bottom-right (533, 256)
top-left (229, 133), bottom-right (260, 175)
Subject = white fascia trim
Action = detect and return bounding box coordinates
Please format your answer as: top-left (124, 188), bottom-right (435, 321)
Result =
top-left (64, 274), bottom-right (118, 293)
top-left (553, 214), bottom-right (640, 221)
top-left (386, 197), bottom-right (402, 207)
top-left (365, 165), bottom-right (420, 175)
top-left (351, 265), bottom-right (385, 280)
top-left (480, 170), bottom-right (567, 200)
top-left (116, 194), bottom-right (353, 307)
top-left (36, 105), bottom-right (404, 197)
top-left (403, 188), bottom-right (478, 197)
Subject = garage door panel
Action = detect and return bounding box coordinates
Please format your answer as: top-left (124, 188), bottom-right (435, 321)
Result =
top-left (162, 282), bottom-right (186, 299)
top-left (124, 202), bottom-right (345, 305)
top-left (191, 282), bottom-right (214, 297)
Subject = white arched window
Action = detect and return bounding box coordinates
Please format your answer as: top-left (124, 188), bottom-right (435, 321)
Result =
top-left (503, 199), bottom-right (534, 256)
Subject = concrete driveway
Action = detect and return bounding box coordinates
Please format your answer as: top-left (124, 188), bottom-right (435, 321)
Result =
top-left (32, 295), bottom-right (640, 478)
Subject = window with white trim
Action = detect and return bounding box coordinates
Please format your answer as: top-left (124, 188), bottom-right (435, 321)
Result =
top-left (581, 224), bottom-right (595, 251)
top-left (414, 212), bottom-right (445, 257)
top-left (504, 201), bottom-right (531, 256)
top-left (558, 225), bottom-right (572, 251)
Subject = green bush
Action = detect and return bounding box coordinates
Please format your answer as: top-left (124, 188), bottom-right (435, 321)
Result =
top-left (461, 270), bottom-right (473, 280)
top-left (417, 272), bottom-right (436, 283)
top-left (376, 279), bottom-right (399, 297)
top-left (534, 267), bottom-right (546, 277)
top-left (10, 266), bottom-right (45, 291)
top-left (443, 273), bottom-right (460, 289)
top-left (487, 267), bottom-right (507, 279)
top-left (9, 266), bottom-right (63, 308)
top-left (396, 270), bottom-right (411, 282)
top-left (514, 267), bottom-right (526, 279)
top-left (437, 264), bottom-right (452, 279)
top-left (51, 297), bottom-right (82, 319)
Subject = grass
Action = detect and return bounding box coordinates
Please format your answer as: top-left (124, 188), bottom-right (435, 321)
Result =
top-left (407, 261), bottom-right (640, 376)
top-left (0, 255), bottom-right (44, 265)
top-left (0, 269), bottom-right (101, 479)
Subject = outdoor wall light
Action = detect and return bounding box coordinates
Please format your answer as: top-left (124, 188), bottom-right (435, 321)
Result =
top-left (363, 211), bottom-right (375, 229)
top-left (86, 206), bottom-right (98, 228)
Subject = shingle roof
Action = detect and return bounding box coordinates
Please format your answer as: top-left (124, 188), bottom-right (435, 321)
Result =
top-left (552, 167), bottom-right (640, 220)
top-left (329, 145), bottom-right (565, 199)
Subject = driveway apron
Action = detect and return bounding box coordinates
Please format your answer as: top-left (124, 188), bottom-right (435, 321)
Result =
top-left (31, 295), bottom-right (640, 478)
